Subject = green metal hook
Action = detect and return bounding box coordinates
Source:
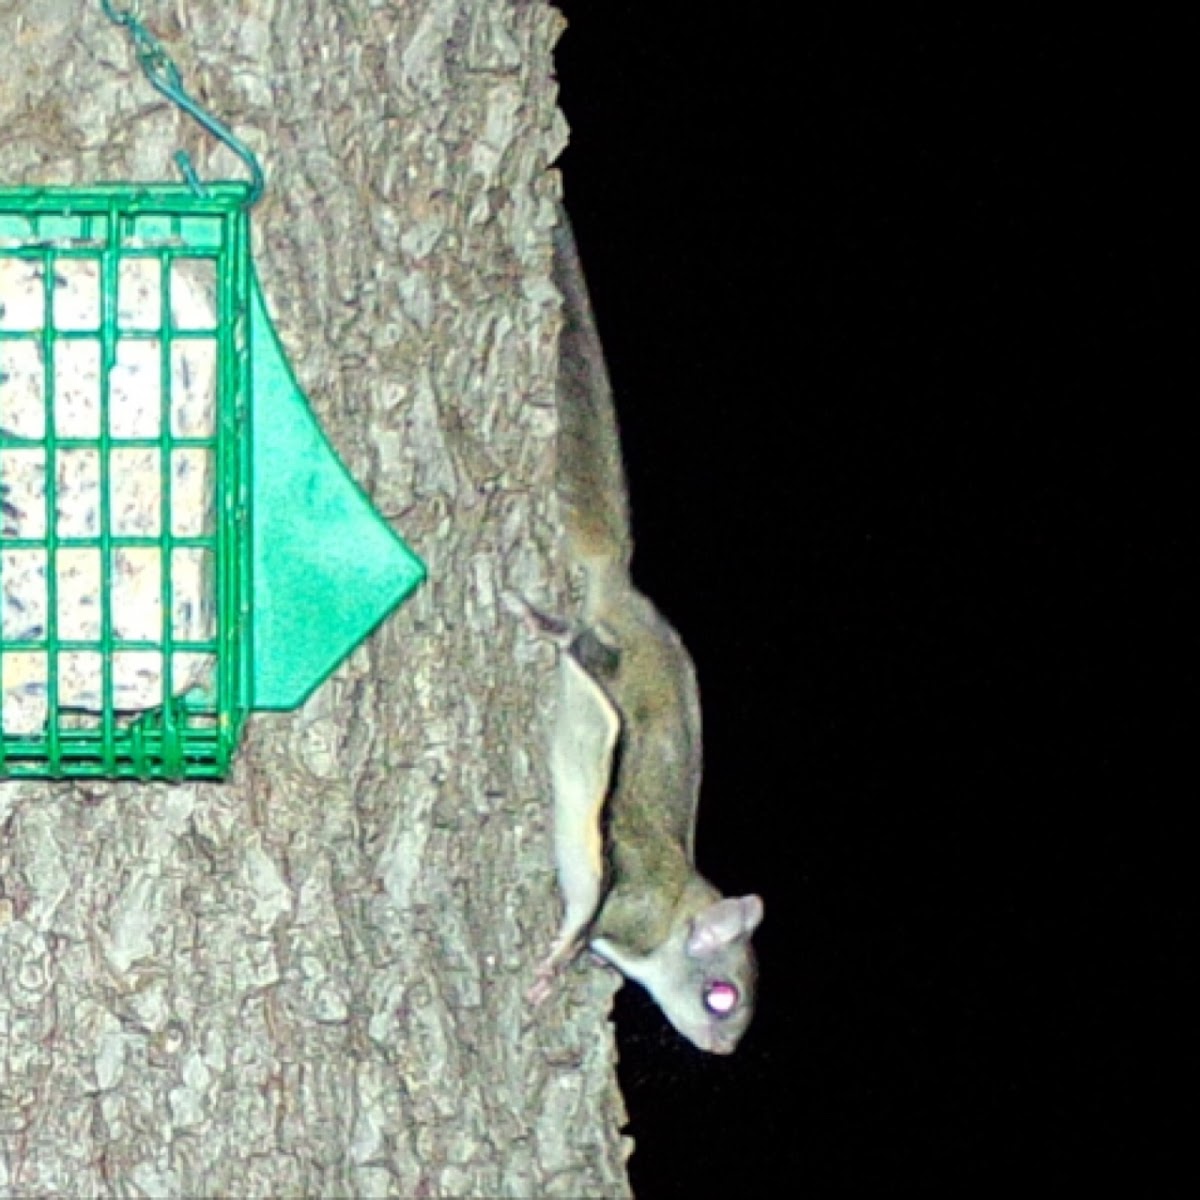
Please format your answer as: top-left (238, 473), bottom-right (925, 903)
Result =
top-left (100, 1), bottom-right (141, 24)
top-left (100, 0), bottom-right (265, 204)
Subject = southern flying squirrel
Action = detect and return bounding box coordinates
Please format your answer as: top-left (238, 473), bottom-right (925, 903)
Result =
top-left (525, 204), bottom-right (764, 1054)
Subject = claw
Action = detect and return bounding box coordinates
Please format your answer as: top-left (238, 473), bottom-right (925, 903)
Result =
top-left (526, 931), bottom-right (586, 1006)
top-left (502, 591), bottom-right (572, 644)
top-left (526, 967), bottom-right (558, 1007)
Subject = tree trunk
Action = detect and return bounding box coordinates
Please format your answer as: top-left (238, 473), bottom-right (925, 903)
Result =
top-left (0, 2), bottom-right (630, 1195)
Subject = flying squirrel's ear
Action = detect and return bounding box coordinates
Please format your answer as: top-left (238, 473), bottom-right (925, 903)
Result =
top-left (686, 896), bottom-right (765, 958)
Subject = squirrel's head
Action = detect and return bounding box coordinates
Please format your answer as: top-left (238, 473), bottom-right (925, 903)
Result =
top-left (605, 894), bottom-right (764, 1054)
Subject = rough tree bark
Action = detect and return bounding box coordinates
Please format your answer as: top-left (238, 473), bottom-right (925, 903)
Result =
top-left (0, 1), bottom-right (631, 1195)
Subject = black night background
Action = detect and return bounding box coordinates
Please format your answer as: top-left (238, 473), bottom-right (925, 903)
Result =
top-left (554, 4), bottom-right (1187, 1196)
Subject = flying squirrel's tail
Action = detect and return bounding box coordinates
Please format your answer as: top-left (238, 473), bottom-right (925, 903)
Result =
top-left (551, 205), bottom-right (634, 618)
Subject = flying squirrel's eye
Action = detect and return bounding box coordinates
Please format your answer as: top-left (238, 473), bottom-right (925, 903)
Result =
top-left (704, 980), bottom-right (739, 1017)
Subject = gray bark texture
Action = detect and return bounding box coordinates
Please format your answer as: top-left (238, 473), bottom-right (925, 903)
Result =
top-left (0, 1), bottom-right (632, 1196)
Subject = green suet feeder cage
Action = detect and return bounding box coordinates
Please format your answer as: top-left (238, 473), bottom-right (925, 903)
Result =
top-left (0, 7), bottom-right (424, 781)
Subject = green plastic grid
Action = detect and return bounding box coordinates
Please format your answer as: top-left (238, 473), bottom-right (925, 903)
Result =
top-left (0, 183), bottom-right (252, 780)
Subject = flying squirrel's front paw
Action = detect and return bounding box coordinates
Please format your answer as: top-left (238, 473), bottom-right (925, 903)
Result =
top-left (501, 591), bottom-right (572, 645)
top-left (526, 966), bottom-right (558, 1008)
top-left (526, 929), bottom-right (588, 1006)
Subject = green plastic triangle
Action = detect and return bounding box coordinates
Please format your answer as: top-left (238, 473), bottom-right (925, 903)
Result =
top-left (248, 268), bottom-right (425, 709)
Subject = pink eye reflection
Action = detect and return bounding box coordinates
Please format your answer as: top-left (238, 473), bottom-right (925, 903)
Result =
top-left (704, 981), bottom-right (739, 1017)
